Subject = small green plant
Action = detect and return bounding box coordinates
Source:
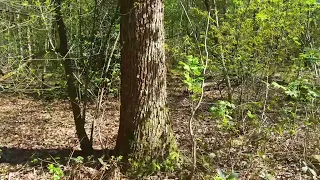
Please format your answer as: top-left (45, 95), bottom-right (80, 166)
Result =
top-left (214, 169), bottom-right (239, 180)
top-left (178, 55), bottom-right (204, 98)
top-left (47, 163), bottom-right (64, 180)
top-left (128, 151), bottom-right (181, 177)
top-left (109, 155), bottom-right (123, 166)
top-left (128, 157), bottom-right (161, 177)
top-left (300, 47), bottom-right (320, 69)
top-left (210, 100), bottom-right (236, 130)
top-left (272, 79), bottom-right (319, 102)
top-left (31, 157), bottom-right (39, 164)
top-left (70, 156), bottom-right (84, 164)
top-left (164, 151), bottom-right (181, 172)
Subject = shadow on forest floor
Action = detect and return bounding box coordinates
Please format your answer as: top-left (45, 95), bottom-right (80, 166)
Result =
top-left (0, 146), bottom-right (111, 165)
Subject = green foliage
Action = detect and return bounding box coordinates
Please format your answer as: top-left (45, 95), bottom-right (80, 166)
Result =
top-left (0, 0), bottom-right (119, 97)
top-left (301, 48), bottom-right (320, 68)
top-left (164, 151), bottom-right (181, 172)
top-left (178, 55), bottom-right (204, 99)
top-left (247, 110), bottom-right (257, 119)
top-left (213, 169), bottom-right (239, 180)
top-left (1, 0), bottom-right (320, 178)
top-left (31, 157), bottom-right (39, 164)
top-left (128, 151), bottom-right (181, 177)
top-left (272, 79), bottom-right (320, 101)
top-left (47, 164), bottom-right (64, 180)
top-left (108, 155), bottom-right (123, 165)
top-left (128, 158), bottom-right (159, 177)
top-left (70, 156), bottom-right (84, 164)
top-left (179, 55), bottom-right (204, 91)
top-left (210, 101), bottom-right (236, 130)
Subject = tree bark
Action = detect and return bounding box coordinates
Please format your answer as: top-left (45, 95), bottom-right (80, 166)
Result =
top-left (54, 0), bottom-right (93, 154)
top-left (116, 0), bottom-right (176, 163)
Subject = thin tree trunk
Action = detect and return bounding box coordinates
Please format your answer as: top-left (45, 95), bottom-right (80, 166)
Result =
top-left (17, 14), bottom-right (24, 60)
top-left (54, 0), bottom-right (93, 154)
top-left (116, 0), bottom-right (176, 162)
top-left (27, 25), bottom-right (32, 59)
top-left (213, 0), bottom-right (233, 102)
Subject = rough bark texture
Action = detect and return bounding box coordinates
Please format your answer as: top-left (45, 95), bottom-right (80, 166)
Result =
top-left (54, 0), bottom-right (93, 154)
top-left (116, 0), bottom-right (176, 162)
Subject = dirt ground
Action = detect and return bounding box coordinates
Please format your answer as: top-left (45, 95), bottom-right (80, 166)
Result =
top-left (0, 81), bottom-right (320, 179)
top-left (0, 93), bottom-right (120, 179)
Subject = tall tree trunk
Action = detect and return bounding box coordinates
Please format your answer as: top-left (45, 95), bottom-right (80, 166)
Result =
top-left (116, 0), bottom-right (177, 163)
top-left (54, 0), bottom-right (93, 154)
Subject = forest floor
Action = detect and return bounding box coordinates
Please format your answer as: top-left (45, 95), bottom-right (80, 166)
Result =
top-left (0, 77), bottom-right (319, 179)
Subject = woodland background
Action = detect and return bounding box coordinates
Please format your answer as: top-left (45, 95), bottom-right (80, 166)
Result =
top-left (0, 0), bottom-right (320, 179)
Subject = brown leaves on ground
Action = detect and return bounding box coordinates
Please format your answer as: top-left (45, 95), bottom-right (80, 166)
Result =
top-left (0, 80), bottom-right (320, 179)
top-left (0, 94), bottom-right (120, 179)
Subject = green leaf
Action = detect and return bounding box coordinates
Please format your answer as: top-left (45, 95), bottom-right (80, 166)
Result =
top-left (293, 37), bottom-right (301, 45)
top-left (247, 111), bottom-right (255, 119)
top-left (227, 172), bottom-right (240, 179)
top-left (22, 1), bottom-right (29, 6)
top-left (256, 12), bottom-right (268, 21)
top-left (265, 173), bottom-right (276, 180)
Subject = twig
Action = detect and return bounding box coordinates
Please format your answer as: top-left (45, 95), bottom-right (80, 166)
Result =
top-left (261, 75), bottom-right (269, 123)
top-left (188, 11), bottom-right (210, 179)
